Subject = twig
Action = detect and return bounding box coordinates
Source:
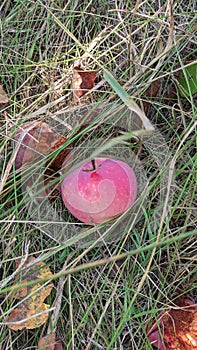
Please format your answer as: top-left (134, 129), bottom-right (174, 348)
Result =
top-left (47, 255), bottom-right (74, 333)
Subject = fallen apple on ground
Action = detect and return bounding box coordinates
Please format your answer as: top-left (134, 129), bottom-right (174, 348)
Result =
top-left (61, 157), bottom-right (137, 224)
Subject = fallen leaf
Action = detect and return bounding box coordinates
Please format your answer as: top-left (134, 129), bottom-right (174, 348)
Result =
top-left (8, 299), bottom-right (50, 331)
top-left (53, 341), bottom-right (63, 350)
top-left (38, 333), bottom-right (56, 350)
top-left (38, 333), bottom-right (63, 350)
top-left (142, 80), bottom-right (160, 114)
top-left (72, 66), bottom-right (97, 100)
top-left (13, 278), bottom-right (28, 299)
top-left (7, 256), bottom-right (54, 331)
top-left (14, 122), bottom-right (71, 200)
top-left (14, 122), bottom-right (67, 170)
top-left (47, 136), bottom-right (71, 172)
top-left (147, 296), bottom-right (197, 350)
top-left (164, 86), bottom-right (177, 101)
top-left (0, 84), bottom-right (8, 104)
top-left (13, 256), bottom-right (53, 299)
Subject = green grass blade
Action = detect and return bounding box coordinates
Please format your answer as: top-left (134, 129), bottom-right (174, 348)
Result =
top-left (104, 69), bottom-right (154, 134)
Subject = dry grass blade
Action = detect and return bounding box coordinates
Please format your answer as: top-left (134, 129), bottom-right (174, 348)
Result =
top-left (0, 242), bottom-right (30, 289)
top-left (47, 258), bottom-right (72, 333)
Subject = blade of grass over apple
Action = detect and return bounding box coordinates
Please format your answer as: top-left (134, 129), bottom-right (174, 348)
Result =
top-left (59, 130), bottom-right (146, 181)
top-left (104, 70), bottom-right (154, 134)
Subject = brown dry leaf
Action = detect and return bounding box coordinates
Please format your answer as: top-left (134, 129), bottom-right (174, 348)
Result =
top-left (38, 333), bottom-right (56, 350)
top-left (14, 122), bottom-right (71, 200)
top-left (0, 84), bottom-right (8, 104)
top-left (38, 333), bottom-right (63, 350)
top-left (72, 66), bottom-right (97, 100)
top-left (14, 122), bottom-right (67, 170)
top-left (7, 256), bottom-right (54, 331)
top-left (142, 80), bottom-right (160, 114)
top-left (47, 136), bottom-right (71, 172)
top-left (164, 86), bottom-right (177, 101)
top-left (53, 340), bottom-right (63, 350)
top-left (147, 296), bottom-right (197, 349)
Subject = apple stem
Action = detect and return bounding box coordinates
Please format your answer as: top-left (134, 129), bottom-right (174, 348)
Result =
top-left (91, 159), bottom-right (96, 170)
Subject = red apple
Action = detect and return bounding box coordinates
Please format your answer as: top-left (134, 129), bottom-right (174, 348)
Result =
top-left (61, 157), bottom-right (137, 224)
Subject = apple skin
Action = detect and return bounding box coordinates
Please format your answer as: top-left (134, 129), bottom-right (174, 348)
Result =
top-left (61, 157), bottom-right (137, 224)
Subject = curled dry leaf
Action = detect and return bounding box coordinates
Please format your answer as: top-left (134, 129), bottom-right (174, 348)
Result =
top-left (7, 256), bottom-right (54, 331)
top-left (72, 66), bottom-right (97, 100)
top-left (38, 333), bottom-right (63, 350)
top-left (147, 296), bottom-right (197, 350)
top-left (14, 122), bottom-right (71, 200)
top-left (0, 84), bottom-right (8, 104)
top-left (14, 122), bottom-right (67, 170)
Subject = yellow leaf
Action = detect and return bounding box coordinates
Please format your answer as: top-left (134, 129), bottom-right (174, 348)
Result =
top-left (8, 256), bottom-right (54, 330)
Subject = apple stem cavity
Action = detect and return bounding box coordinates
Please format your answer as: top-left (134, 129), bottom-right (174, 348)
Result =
top-left (83, 159), bottom-right (98, 172)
